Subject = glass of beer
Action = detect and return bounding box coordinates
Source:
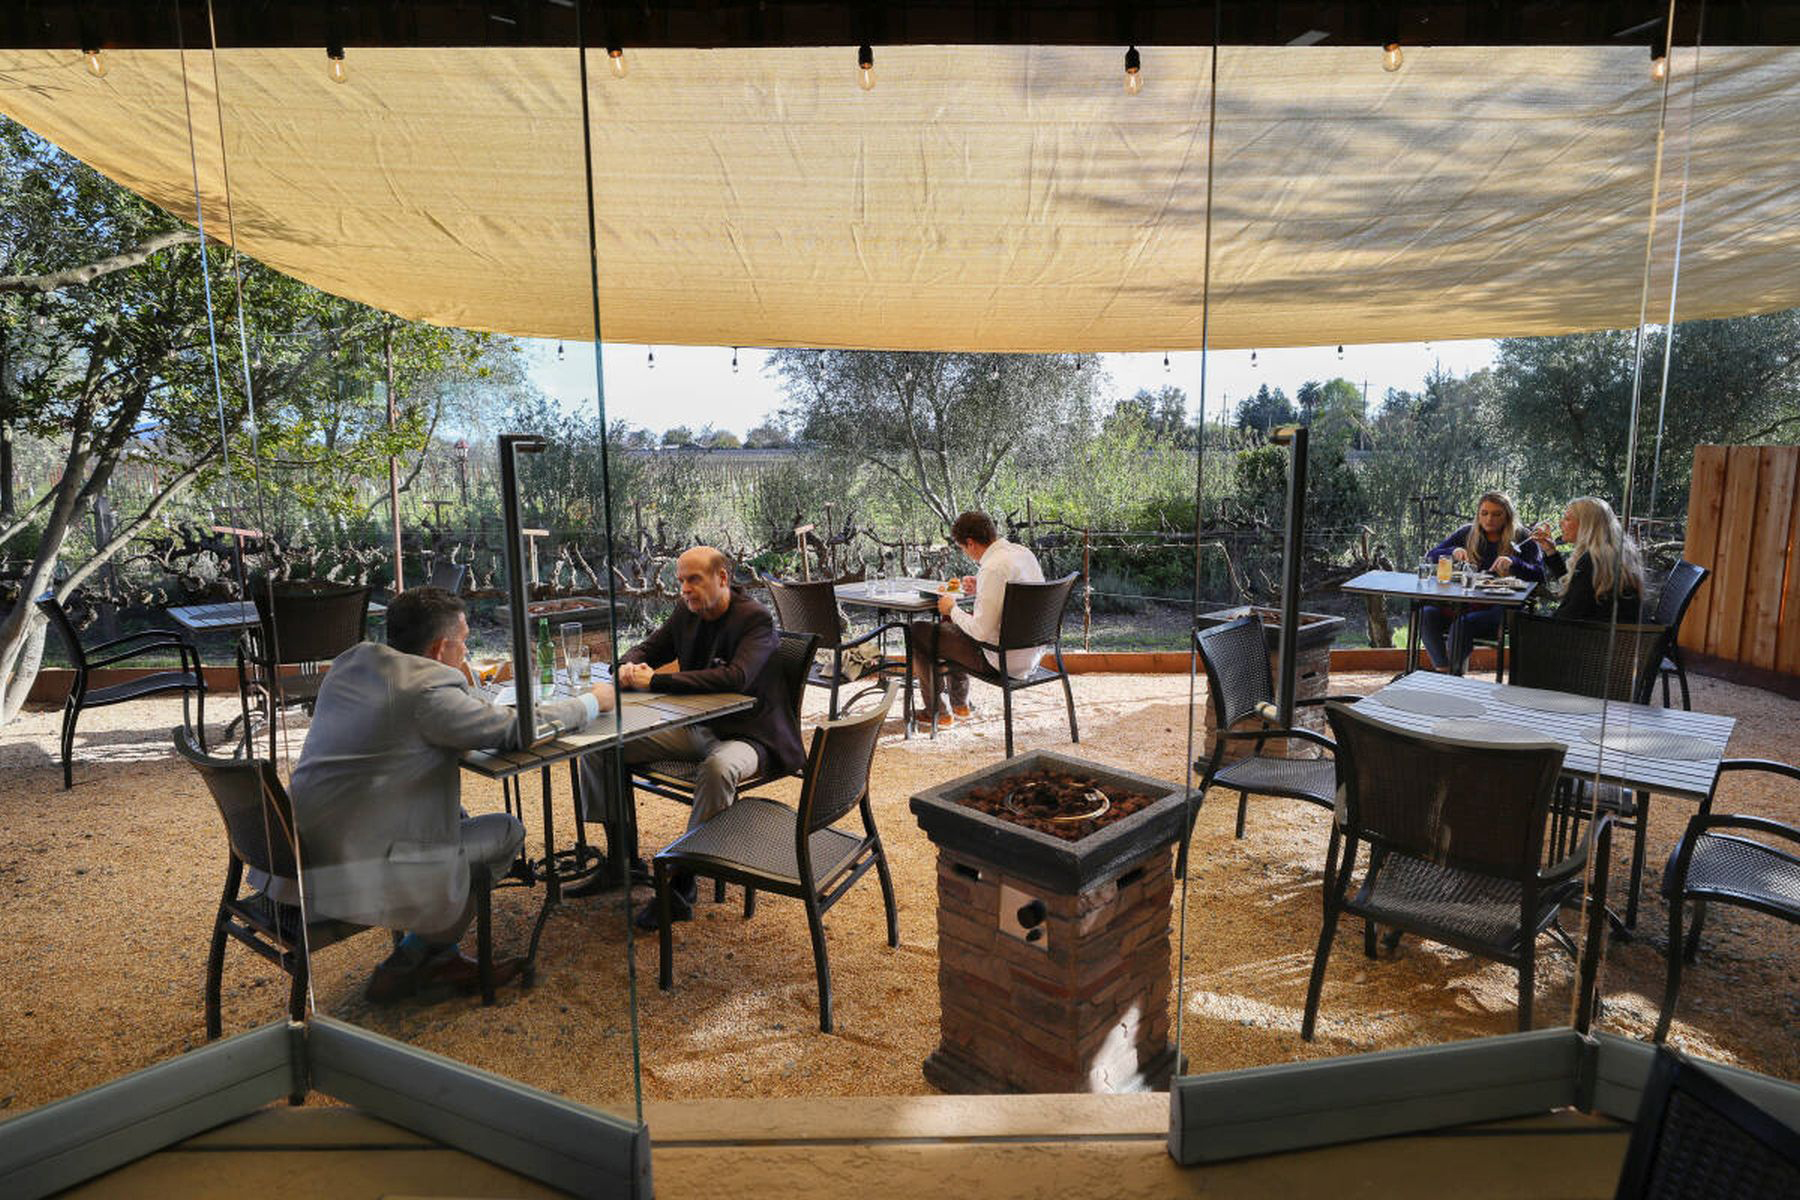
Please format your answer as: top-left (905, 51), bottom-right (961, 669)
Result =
top-left (1435, 556), bottom-right (1454, 584)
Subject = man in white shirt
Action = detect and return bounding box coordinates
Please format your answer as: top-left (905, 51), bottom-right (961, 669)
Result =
top-left (908, 510), bottom-right (1045, 731)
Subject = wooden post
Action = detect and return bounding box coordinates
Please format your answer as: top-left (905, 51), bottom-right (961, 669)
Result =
top-left (522, 528), bottom-right (549, 589)
top-left (1083, 525), bottom-right (1092, 652)
top-left (794, 523), bottom-right (815, 581)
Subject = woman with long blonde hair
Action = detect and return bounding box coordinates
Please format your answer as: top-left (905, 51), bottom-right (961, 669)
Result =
top-left (1528, 496), bottom-right (1645, 621)
top-left (1418, 490), bottom-right (1546, 671)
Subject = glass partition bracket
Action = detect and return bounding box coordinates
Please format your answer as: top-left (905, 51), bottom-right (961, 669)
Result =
top-left (0, 1016), bottom-right (651, 1199)
top-left (1270, 423), bottom-right (1309, 725)
top-left (1167, 1028), bottom-right (1800, 1167)
top-left (498, 432), bottom-right (548, 748)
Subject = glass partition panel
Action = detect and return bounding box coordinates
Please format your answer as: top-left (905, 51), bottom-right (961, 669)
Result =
top-left (1174, 32), bottom-right (1682, 1074)
top-left (1590, 23), bottom-right (1800, 1081)
top-left (201, 27), bottom-right (642, 1119)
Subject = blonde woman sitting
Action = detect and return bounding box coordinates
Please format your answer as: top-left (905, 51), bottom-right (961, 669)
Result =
top-left (1418, 490), bottom-right (1545, 672)
top-left (1528, 496), bottom-right (1645, 622)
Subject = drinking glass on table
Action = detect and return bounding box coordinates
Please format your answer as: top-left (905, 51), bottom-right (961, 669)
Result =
top-left (565, 643), bottom-right (591, 690)
top-left (1435, 556), bottom-right (1454, 584)
top-left (559, 623), bottom-right (584, 692)
top-left (1416, 557), bottom-right (1431, 581)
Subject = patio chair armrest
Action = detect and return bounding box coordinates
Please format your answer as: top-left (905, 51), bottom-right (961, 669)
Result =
top-left (1716, 758), bottom-right (1800, 785)
top-left (1680, 811), bottom-right (1800, 847)
top-left (87, 628), bottom-right (194, 654)
top-left (1212, 727), bottom-right (1337, 755)
top-left (1543, 811), bottom-right (1614, 883)
top-left (1295, 694), bottom-right (1364, 708)
top-left (85, 637), bottom-right (193, 669)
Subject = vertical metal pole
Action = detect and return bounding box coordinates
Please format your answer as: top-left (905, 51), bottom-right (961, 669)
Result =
top-left (499, 433), bottom-right (547, 748)
top-left (1273, 424), bottom-right (1308, 727)
top-left (384, 321), bottom-right (404, 592)
top-left (1082, 526), bottom-right (1092, 652)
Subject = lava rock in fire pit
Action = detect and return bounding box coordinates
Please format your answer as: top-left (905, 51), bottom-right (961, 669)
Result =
top-left (960, 770), bottom-right (1156, 842)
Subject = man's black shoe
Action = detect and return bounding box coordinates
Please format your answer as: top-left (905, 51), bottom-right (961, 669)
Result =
top-left (634, 881), bottom-right (696, 931)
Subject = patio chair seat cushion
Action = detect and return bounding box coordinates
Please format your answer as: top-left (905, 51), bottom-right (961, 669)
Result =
top-left (1672, 832), bottom-right (1800, 917)
top-left (1356, 852), bottom-right (1580, 957)
top-left (1213, 754), bottom-right (1337, 807)
top-left (658, 796), bottom-right (862, 888)
top-left (961, 656), bottom-right (1061, 688)
top-left (86, 668), bottom-right (205, 707)
top-left (229, 887), bottom-right (368, 953)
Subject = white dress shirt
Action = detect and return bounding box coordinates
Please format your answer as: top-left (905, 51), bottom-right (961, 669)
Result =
top-left (946, 537), bottom-right (1046, 677)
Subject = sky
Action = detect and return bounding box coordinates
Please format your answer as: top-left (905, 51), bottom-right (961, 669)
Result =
top-left (523, 338), bottom-right (1501, 438)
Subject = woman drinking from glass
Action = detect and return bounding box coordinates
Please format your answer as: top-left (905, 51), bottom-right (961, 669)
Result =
top-left (1528, 496), bottom-right (1644, 621)
top-left (1418, 490), bottom-right (1545, 672)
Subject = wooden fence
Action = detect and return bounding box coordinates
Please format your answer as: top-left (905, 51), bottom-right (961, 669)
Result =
top-left (1681, 445), bottom-right (1800, 677)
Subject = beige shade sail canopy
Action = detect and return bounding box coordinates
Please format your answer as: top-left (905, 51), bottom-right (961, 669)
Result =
top-left (1, 43), bottom-right (1797, 351)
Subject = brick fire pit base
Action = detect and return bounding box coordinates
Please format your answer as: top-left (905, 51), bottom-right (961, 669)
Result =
top-left (925, 840), bottom-right (1179, 1094)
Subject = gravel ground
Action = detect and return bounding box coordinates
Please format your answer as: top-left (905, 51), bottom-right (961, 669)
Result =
top-left (1, 668), bottom-right (1794, 1122)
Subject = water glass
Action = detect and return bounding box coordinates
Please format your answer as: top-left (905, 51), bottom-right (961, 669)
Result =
top-left (565, 645), bottom-right (590, 691)
top-left (560, 622), bottom-right (583, 669)
top-left (1416, 557), bottom-right (1431, 581)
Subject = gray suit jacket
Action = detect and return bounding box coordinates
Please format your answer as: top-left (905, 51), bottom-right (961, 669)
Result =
top-left (289, 641), bottom-right (590, 931)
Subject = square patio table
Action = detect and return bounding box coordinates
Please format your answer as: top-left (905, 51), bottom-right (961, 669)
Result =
top-left (1341, 569), bottom-right (1537, 675)
top-left (834, 579), bottom-right (974, 736)
top-left (167, 599), bottom-right (387, 638)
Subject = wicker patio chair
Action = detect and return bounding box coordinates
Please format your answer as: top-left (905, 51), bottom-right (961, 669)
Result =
top-left (633, 629), bottom-right (817, 900)
top-left (1193, 615), bottom-right (1358, 846)
top-left (1654, 758), bottom-right (1800, 1043)
top-left (1509, 611), bottom-right (1675, 931)
top-left (1301, 702), bottom-right (1610, 1039)
top-left (237, 580), bottom-right (371, 759)
top-left (1648, 560), bottom-right (1710, 711)
top-left (929, 571), bottom-right (1079, 758)
top-left (1612, 1047), bottom-right (1800, 1198)
top-left (426, 559), bottom-right (469, 595)
top-left (766, 576), bottom-right (910, 724)
top-left (654, 684), bottom-right (899, 1033)
top-left (176, 728), bottom-right (503, 1047)
top-left (38, 592), bottom-right (207, 789)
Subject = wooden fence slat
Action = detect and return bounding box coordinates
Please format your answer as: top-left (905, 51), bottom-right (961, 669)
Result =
top-left (1680, 445), bottom-right (1729, 654)
top-left (1704, 445), bottom-right (1763, 662)
top-left (1744, 448), bottom-right (1799, 671)
top-left (1780, 463), bottom-right (1800, 676)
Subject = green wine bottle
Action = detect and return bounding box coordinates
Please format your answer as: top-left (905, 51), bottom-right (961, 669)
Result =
top-left (537, 617), bottom-right (555, 689)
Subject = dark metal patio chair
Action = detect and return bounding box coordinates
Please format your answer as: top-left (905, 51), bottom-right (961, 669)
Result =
top-left (176, 728), bottom-right (502, 1048)
top-left (237, 580), bottom-right (371, 759)
top-left (654, 684), bottom-right (898, 1033)
top-left (1302, 702), bottom-right (1610, 1039)
top-left (1648, 559), bottom-right (1710, 710)
top-left (37, 592), bottom-right (206, 789)
top-left (1612, 1047), bottom-right (1800, 1198)
top-left (1192, 615), bottom-right (1357, 847)
top-left (1510, 611), bottom-right (1675, 931)
top-left (1654, 758), bottom-right (1800, 1043)
top-left (766, 576), bottom-right (910, 724)
top-left (929, 571), bottom-right (1080, 758)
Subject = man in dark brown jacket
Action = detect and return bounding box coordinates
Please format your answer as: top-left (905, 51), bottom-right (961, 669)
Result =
top-left (576, 546), bottom-right (800, 925)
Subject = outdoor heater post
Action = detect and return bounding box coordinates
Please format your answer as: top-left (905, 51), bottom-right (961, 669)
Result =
top-left (1270, 423), bottom-right (1308, 727)
top-left (499, 433), bottom-right (546, 748)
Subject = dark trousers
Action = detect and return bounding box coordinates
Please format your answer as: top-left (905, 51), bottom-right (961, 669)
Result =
top-left (909, 619), bottom-right (988, 716)
top-left (1418, 605), bottom-right (1505, 673)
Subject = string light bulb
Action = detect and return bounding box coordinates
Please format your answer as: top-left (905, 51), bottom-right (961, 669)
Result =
top-left (1124, 46), bottom-right (1142, 94)
top-left (1650, 43), bottom-right (1668, 83)
top-left (1337, 344), bottom-right (1345, 361)
top-left (327, 44), bottom-right (347, 84)
top-left (1251, 350), bottom-right (1259, 368)
top-left (647, 347), bottom-right (655, 369)
top-left (858, 44), bottom-right (875, 91)
top-left (608, 47), bottom-right (627, 78)
top-left (83, 46), bottom-right (107, 78)
top-left (1163, 351), bottom-right (1170, 372)
top-left (1382, 42), bottom-right (1404, 72)
top-left (556, 341), bottom-right (564, 362)
top-left (731, 347), bottom-right (740, 373)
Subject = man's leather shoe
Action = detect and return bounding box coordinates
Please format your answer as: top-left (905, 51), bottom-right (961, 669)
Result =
top-left (365, 952), bottom-right (425, 1004)
top-left (420, 948), bottom-right (525, 995)
top-left (634, 883), bottom-right (696, 931)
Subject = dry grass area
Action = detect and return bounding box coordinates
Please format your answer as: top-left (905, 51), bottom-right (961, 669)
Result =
top-left (2, 670), bottom-right (1795, 1123)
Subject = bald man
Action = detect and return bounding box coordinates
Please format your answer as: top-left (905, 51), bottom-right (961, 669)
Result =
top-left (575, 547), bottom-right (803, 927)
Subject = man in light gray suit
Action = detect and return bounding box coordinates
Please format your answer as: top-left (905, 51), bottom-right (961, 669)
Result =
top-left (290, 586), bottom-right (615, 1003)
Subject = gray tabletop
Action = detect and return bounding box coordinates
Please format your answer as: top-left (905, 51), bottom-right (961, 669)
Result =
top-left (1360, 673), bottom-right (1735, 801)
top-left (459, 691), bottom-right (754, 781)
top-left (835, 578), bottom-right (973, 614)
top-left (166, 599), bottom-right (388, 633)
top-left (1341, 569), bottom-right (1537, 608)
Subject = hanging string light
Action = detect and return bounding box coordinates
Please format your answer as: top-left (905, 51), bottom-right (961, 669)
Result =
top-left (83, 46), bottom-right (107, 78)
top-left (1382, 41), bottom-right (1404, 71)
top-left (1650, 41), bottom-right (1668, 83)
top-left (327, 42), bottom-right (347, 84)
top-left (556, 341), bottom-right (565, 362)
top-left (731, 347), bottom-right (740, 373)
top-left (1337, 344), bottom-right (1345, 361)
top-left (1251, 350), bottom-right (1259, 368)
top-left (858, 44), bottom-right (876, 91)
top-left (647, 347), bottom-right (655, 369)
top-left (608, 47), bottom-right (627, 79)
top-left (1124, 46), bottom-right (1142, 94)
top-left (1163, 351), bottom-right (1171, 372)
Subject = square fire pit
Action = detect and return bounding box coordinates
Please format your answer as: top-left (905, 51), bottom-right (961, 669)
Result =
top-left (909, 750), bottom-right (1192, 1095)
